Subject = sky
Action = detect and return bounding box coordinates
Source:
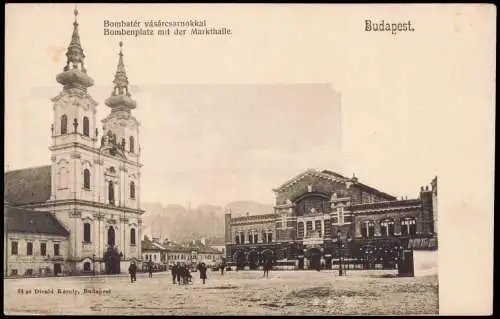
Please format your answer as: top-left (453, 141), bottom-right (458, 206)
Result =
top-left (4, 4), bottom-right (496, 313)
top-left (5, 4), bottom-right (494, 209)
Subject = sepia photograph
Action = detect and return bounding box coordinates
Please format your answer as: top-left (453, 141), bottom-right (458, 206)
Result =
top-left (4, 3), bottom-right (495, 316)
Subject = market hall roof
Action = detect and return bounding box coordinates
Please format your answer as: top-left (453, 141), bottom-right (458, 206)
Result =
top-left (4, 166), bottom-right (52, 206)
top-left (5, 205), bottom-right (69, 237)
top-left (272, 168), bottom-right (396, 200)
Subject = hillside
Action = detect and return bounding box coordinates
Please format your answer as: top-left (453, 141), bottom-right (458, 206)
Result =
top-left (141, 200), bottom-right (274, 242)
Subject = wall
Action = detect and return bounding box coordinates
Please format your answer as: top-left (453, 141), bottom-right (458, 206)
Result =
top-left (6, 232), bottom-right (69, 277)
top-left (413, 250), bottom-right (438, 276)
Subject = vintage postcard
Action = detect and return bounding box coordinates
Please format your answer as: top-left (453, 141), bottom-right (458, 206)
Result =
top-left (4, 3), bottom-right (495, 316)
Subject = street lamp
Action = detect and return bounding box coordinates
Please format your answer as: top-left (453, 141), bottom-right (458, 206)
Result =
top-left (92, 254), bottom-right (96, 276)
top-left (337, 231), bottom-right (344, 276)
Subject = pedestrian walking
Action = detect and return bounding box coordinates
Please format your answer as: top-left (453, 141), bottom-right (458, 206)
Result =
top-left (199, 263), bottom-right (207, 284)
top-left (220, 258), bottom-right (226, 275)
top-left (263, 258), bottom-right (272, 278)
top-left (148, 260), bottom-right (153, 278)
top-left (176, 262), bottom-right (182, 284)
top-left (171, 263), bottom-right (178, 284)
top-left (128, 261), bottom-right (137, 283)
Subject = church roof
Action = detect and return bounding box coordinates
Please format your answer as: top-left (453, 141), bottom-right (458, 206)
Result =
top-left (4, 166), bottom-right (52, 205)
top-left (5, 205), bottom-right (69, 237)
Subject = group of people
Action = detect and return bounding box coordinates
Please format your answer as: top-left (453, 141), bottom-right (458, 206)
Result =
top-left (128, 257), bottom-right (272, 284)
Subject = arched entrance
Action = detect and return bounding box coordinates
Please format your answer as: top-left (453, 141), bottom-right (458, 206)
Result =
top-left (248, 250), bottom-right (259, 270)
top-left (309, 248), bottom-right (321, 270)
top-left (107, 226), bottom-right (115, 247)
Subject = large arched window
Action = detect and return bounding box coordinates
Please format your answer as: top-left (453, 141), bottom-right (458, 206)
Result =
top-left (83, 169), bottom-right (91, 189)
top-left (129, 136), bottom-right (135, 153)
top-left (61, 115), bottom-right (68, 135)
top-left (130, 228), bottom-right (136, 245)
top-left (83, 116), bottom-right (90, 136)
top-left (130, 181), bottom-right (136, 199)
top-left (108, 181), bottom-right (115, 205)
top-left (83, 222), bottom-right (91, 242)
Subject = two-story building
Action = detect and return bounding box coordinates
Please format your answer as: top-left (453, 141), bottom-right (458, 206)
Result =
top-left (5, 204), bottom-right (70, 277)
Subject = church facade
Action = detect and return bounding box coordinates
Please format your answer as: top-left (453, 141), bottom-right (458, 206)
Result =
top-left (224, 169), bottom-right (438, 270)
top-left (4, 9), bottom-right (144, 276)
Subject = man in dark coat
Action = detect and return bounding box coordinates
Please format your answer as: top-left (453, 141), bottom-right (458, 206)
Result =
top-left (220, 258), bottom-right (226, 275)
top-left (171, 263), bottom-right (178, 284)
top-left (175, 262), bottom-right (182, 284)
top-left (199, 263), bottom-right (207, 284)
top-left (148, 260), bottom-right (153, 278)
top-left (128, 261), bottom-right (137, 283)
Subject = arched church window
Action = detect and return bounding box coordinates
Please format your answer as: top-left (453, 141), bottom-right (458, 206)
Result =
top-left (61, 115), bottom-right (68, 135)
top-left (130, 181), bottom-right (136, 199)
top-left (58, 166), bottom-right (69, 189)
top-left (108, 181), bottom-right (115, 205)
top-left (83, 222), bottom-right (91, 242)
top-left (130, 228), bottom-right (136, 245)
top-left (83, 116), bottom-right (90, 136)
top-left (83, 169), bottom-right (91, 189)
top-left (129, 136), bottom-right (135, 153)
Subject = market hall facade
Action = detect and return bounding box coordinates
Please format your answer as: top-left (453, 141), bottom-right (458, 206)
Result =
top-left (224, 169), bottom-right (438, 270)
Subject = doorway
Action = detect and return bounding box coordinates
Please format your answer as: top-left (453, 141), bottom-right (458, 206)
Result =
top-left (54, 263), bottom-right (62, 276)
top-left (309, 248), bottom-right (321, 270)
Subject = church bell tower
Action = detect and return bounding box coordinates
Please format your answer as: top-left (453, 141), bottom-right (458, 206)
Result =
top-left (49, 8), bottom-right (99, 202)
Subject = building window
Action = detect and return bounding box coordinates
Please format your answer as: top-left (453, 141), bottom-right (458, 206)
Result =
top-left (361, 221), bottom-right (375, 238)
top-left (314, 220), bottom-right (322, 236)
top-left (297, 222), bottom-right (305, 239)
top-left (129, 136), bottom-right (135, 153)
top-left (367, 221), bottom-right (375, 238)
top-left (253, 232), bottom-right (258, 243)
top-left (235, 234), bottom-right (240, 244)
top-left (240, 232), bottom-right (245, 244)
top-left (154, 255), bottom-right (157, 261)
top-left (337, 207), bottom-right (344, 225)
top-left (401, 218), bottom-right (417, 236)
top-left (83, 262), bottom-right (91, 272)
top-left (61, 115), bottom-right (68, 134)
top-left (262, 231), bottom-right (267, 243)
top-left (361, 223), bottom-right (368, 238)
top-left (248, 233), bottom-right (253, 244)
top-left (267, 233), bottom-right (272, 243)
top-left (54, 243), bottom-right (60, 256)
top-left (83, 169), bottom-right (91, 189)
top-left (344, 215), bottom-right (353, 223)
top-left (121, 138), bottom-right (126, 150)
top-left (108, 181), bottom-right (115, 205)
top-left (381, 220), bottom-right (395, 236)
top-left (83, 116), bottom-right (90, 136)
top-left (27, 242), bottom-right (33, 256)
top-left (58, 166), bottom-right (69, 189)
top-left (40, 243), bottom-right (47, 256)
top-left (83, 222), bottom-right (91, 242)
top-left (25, 269), bottom-right (33, 276)
top-left (10, 269), bottom-right (18, 276)
top-left (130, 181), bottom-right (136, 199)
top-left (11, 241), bottom-right (18, 255)
top-left (130, 228), bottom-right (136, 245)
top-left (306, 221), bottom-right (313, 234)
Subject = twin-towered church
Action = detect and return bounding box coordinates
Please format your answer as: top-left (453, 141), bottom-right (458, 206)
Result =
top-left (4, 9), bottom-right (144, 276)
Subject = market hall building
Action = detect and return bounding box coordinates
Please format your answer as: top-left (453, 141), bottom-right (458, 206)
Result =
top-left (224, 169), bottom-right (438, 270)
